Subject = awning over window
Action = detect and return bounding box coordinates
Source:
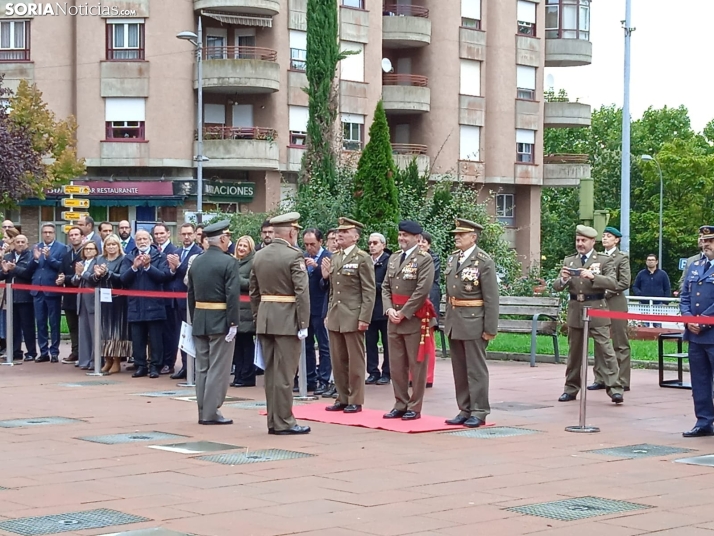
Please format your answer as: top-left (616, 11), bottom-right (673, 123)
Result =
top-left (201, 11), bottom-right (273, 27)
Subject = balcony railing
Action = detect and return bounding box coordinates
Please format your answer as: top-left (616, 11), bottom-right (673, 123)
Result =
top-left (0, 48), bottom-right (31, 61)
top-left (391, 143), bottom-right (427, 155)
top-left (383, 4), bottom-right (429, 17)
top-left (201, 126), bottom-right (277, 140)
top-left (382, 74), bottom-right (428, 87)
top-left (202, 46), bottom-right (278, 61)
top-left (543, 153), bottom-right (588, 164)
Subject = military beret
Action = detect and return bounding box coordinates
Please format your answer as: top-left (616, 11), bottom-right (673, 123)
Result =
top-left (398, 220), bottom-right (423, 235)
top-left (576, 225), bottom-right (598, 239)
top-left (203, 219), bottom-right (231, 237)
top-left (270, 212), bottom-right (302, 229)
top-left (602, 226), bottom-right (622, 238)
top-left (699, 225), bottom-right (714, 239)
top-left (337, 217), bottom-right (364, 231)
top-left (450, 218), bottom-right (483, 234)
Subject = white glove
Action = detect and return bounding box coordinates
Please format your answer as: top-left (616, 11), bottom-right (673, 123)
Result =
top-left (225, 326), bottom-right (238, 343)
top-left (297, 328), bottom-right (308, 340)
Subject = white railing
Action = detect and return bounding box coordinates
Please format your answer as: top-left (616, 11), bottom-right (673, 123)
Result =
top-left (626, 296), bottom-right (682, 329)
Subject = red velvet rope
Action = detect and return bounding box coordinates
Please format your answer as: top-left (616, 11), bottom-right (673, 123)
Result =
top-left (586, 308), bottom-right (714, 325)
top-left (8, 283), bottom-right (188, 299)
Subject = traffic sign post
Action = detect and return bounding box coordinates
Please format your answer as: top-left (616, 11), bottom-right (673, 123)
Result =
top-left (61, 198), bottom-right (90, 209)
top-left (62, 185), bottom-right (90, 195)
top-left (61, 211), bottom-right (89, 221)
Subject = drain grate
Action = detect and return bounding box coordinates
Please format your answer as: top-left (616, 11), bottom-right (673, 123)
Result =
top-left (443, 426), bottom-right (540, 439)
top-left (133, 390), bottom-right (195, 398)
top-left (507, 496), bottom-right (651, 521)
top-left (0, 508), bottom-right (150, 536)
top-left (148, 441), bottom-right (243, 454)
top-left (78, 432), bottom-right (187, 445)
top-left (491, 401), bottom-right (552, 411)
top-left (197, 449), bottom-right (315, 465)
top-left (0, 417), bottom-right (83, 429)
top-left (674, 454), bottom-right (714, 467)
top-left (586, 444), bottom-right (694, 459)
top-left (58, 380), bottom-right (119, 387)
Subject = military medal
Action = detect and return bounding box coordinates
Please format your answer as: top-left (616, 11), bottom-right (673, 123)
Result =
top-left (464, 284), bottom-right (473, 291)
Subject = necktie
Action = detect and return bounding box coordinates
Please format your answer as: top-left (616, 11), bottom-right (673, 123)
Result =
top-left (121, 241), bottom-right (127, 249)
top-left (181, 249), bottom-right (188, 262)
top-left (400, 252), bottom-right (406, 265)
top-left (581, 254), bottom-right (587, 266)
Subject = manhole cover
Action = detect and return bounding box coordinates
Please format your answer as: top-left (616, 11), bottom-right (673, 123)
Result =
top-left (674, 454), bottom-right (714, 467)
top-left (443, 426), bottom-right (540, 438)
top-left (507, 496), bottom-right (651, 521)
top-left (0, 509), bottom-right (149, 535)
top-left (586, 444), bottom-right (694, 459)
top-left (58, 380), bottom-right (119, 387)
top-left (78, 432), bottom-right (187, 445)
top-left (149, 441), bottom-right (243, 454)
top-left (197, 449), bottom-right (315, 465)
top-left (133, 390), bottom-right (195, 398)
top-left (0, 417), bottom-right (83, 429)
top-left (491, 401), bottom-right (552, 411)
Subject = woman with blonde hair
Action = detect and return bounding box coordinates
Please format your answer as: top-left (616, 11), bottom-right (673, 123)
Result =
top-left (230, 235), bottom-right (257, 387)
top-left (0, 227), bottom-right (20, 357)
top-left (72, 240), bottom-right (100, 370)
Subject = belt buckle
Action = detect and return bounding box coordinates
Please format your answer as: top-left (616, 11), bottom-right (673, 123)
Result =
top-left (577, 294), bottom-right (585, 302)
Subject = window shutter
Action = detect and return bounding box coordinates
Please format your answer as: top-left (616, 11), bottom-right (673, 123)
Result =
top-left (289, 30), bottom-right (307, 50)
top-left (516, 128), bottom-right (536, 144)
top-left (459, 59), bottom-right (481, 96)
top-left (516, 65), bottom-right (536, 89)
top-left (340, 41), bottom-right (364, 82)
top-left (461, 0), bottom-right (481, 20)
top-left (289, 105), bottom-right (309, 131)
top-left (204, 104), bottom-right (226, 124)
top-left (105, 98), bottom-right (146, 122)
top-left (342, 113), bottom-right (365, 124)
top-left (459, 125), bottom-right (481, 161)
top-left (517, 0), bottom-right (536, 23)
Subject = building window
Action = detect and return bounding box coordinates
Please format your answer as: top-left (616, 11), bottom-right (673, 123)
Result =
top-left (105, 97), bottom-right (146, 141)
top-left (340, 41), bottom-right (364, 82)
top-left (461, 0), bottom-right (481, 29)
top-left (342, 114), bottom-right (364, 151)
top-left (289, 30), bottom-right (306, 71)
top-left (496, 194), bottom-right (515, 225)
top-left (106, 19), bottom-right (145, 60)
top-left (204, 103), bottom-right (226, 127)
top-left (459, 59), bottom-right (481, 97)
top-left (0, 19), bottom-right (30, 61)
top-left (516, 129), bottom-right (535, 163)
top-left (546, 0), bottom-right (590, 40)
top-left (289, 105), bottom-right (309, 147)
top-left (459, 125), bottom-right (481, 161)
top-left (517, 0), bottom-right (536, 36)
top-left (516, 65), bottom-right (536, 100)
top-left (342, 0), bottom-right (364, 8)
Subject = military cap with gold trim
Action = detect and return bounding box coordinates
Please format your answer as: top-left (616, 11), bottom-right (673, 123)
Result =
top-left (270, 211), bottom-right (302, 230)
top-left (336, 217), bottom-right (364, 231)
top-left (700, 225), bottom-right (714, 240)
top-left (203, 219), bottom-right (232, 237)
top-left (450, 218), bottom-right (484, 234)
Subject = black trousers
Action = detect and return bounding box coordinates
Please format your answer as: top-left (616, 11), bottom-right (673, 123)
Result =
top-left (162, 304), bottom-right (181, 369)
top-left (131, 320), bottom-right (164, 370)
top-left (13, 302), bottom-right (36, 360)
top-left (366, 318), bottom-right (390, 377)
top-left (232, 332), bottom-right (256, 384)
top-left (64, 309), bottom-right (79, 359)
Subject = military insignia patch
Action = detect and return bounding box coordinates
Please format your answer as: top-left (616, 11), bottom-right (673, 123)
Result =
top-left (590, 262), bottom-right (601, 275)
top-left (299, 261), bottom-right (307, 271)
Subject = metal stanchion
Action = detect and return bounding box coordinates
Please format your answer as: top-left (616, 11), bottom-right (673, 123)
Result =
top-left (178, 352), bottom-right (196, 388)
top-left (566, 307), bottom-right (599, 433)
top-left (294, 341), bottom-right (317, 401)
top-left (87, 287), bottom-right (103, 376)
top-left (1, 284), bottom-right (18, 366)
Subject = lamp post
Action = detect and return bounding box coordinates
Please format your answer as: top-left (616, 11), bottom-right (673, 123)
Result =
top-left (177, 18), bottom-right (204, 224)
top-left (641, 154), bottom-right (663, 266)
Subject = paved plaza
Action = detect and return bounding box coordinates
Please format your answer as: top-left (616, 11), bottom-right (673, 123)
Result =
top-left (1, 350), bottom-right (714, 536)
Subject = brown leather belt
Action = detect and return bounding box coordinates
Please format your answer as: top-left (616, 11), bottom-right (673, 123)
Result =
top-left (449, 298), bottom-right (484, 307)
top-left (569, 293), bottom-right (605, 302)
top-left (195, 301), bottom-right (227, 310)
top-left (262, 295), bottom-right (296, 303)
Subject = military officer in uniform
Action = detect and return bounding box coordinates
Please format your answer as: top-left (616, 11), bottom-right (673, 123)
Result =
top-left (442, 219), bottom-right (499, 428)
top-left (590, 226), bottom-right (632, 392)
top-left (680, 225), bottom-right (714, 437)
top-left (250, 212), bottom-right (311, 435)
top-left (679, 236), bottom-right (705, 292)
top-left (187, 220), bottom-right (240, 425)
top-left (322, 217), bottom-right (376, 414)
top-left (382, 221), bottom-right (435, 421)
top-left (553, 225), bottom-right (624, 404)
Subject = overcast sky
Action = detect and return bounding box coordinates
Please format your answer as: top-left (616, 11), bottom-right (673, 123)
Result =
top-left (545, 0), bottom-right (712, 133)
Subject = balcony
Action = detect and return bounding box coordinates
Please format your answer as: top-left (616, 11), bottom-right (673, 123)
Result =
top-left (382, 74), bottom-right (430, 114)
top-left (100, 61), bottom-right (149, 98)
top-left (0, 51), bottom-right (34, 92)
top-left (545, 0), bottom-right (592, 66)
top-left (200, 127), bottom-right (279, 169)
top-left (543, 154), bottom-right (590, 187)
top-left (193, 0), bottom-right (279, 15)
top-left (382, 4), bottom-right (431, 48)
top-left (392, 144), bottom-right (430, 175)
top-left (545, 39), bottom-right (592, 67)
top-left (198, 47), bottom-right (280, 94)
top-left (544, 101), bottom-right (591, 128)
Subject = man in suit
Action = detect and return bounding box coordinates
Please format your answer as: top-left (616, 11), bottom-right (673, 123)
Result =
top-left (187, 220), bottom-right (240, 425)
top-left (302, 228), bottom-right (332, 394)
top-left (366, 232), bottom-right (391, 385)
top-left (680, 225), bottom-right (714, 437)
top-left (153, 223), bottom-right (180, 375)
top-left (382, 221), bottom-right (435, 421)
top-left (169, 223), bottom-right (202, 380)
top-left (322, 218), bottom-right (376, 414)
top-left (118, 220), bottom-right (135, 253)
top-left (254, 219), bottom-right (274, 252)
top-left (250, 212), bottom-right (311, 435)
top-left (30, 223), bottom-right (65, 363)
top-left (590, 226), bottom-right (632, 392)
top-left (0, 234), bottom-right (37, 362)
top-left (78, 216), bottom-right (103, 249)
top-left (553, 225), bottom-right (624, 404)
top-left (58, 227), bottom-right (84, 364)
top-left (98, 221), bottom-right (114, 243)
top-left (443, 219), bottom-right (499, 428)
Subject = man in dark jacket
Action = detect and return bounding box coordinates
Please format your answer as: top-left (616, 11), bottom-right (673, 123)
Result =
top-left (120, 229), bottom-right (171, 378)
top-left (632, 253), bottom-right (671, 327)
top-left (0, 234), bottom-right (37, 361)
top-left (366, 232), bottom-right (391, 385)
top-left (153, 223), bottom-right (180, 375)
top-left (58, 227), bottom-right (84, 364)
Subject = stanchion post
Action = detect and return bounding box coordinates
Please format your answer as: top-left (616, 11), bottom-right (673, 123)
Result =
top-left (1, 284), bottom-right (18, 366)
top-left (294, 340), bottom-right (317, 401)
top-left (87, 287), bottom-right (103, 376)
top-left (178, 352), bottom-right (196, 388)
top-left (565, 306), bottom-right (600, 433)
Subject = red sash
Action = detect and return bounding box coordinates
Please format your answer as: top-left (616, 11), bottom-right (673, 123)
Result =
top-left (392, 294), bottom-right (436, 363)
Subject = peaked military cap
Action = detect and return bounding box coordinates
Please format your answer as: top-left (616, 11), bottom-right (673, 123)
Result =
top-left (270, 211), bottom-right (302, 229)
top-left (700, 225), bottom-right (714, 240)
top-left (398, 220), bottom-right (423, 235)
top-left (203, 219), bottom-right (231, 237)
top-left (603, 226), bottom-right (622, 238)
top-left (336, 217), bottom-right (364, 230)
top-left (450, 218), bottom-right (483, 234)
top-left (576, 224), bottom-right (598, 239)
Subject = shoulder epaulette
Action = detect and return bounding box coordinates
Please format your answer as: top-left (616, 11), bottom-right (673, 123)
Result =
top-left (477, 250), bottom-right (491, 260)
top-left (451, 249), bottom-right (460, 255)
top-left (418, 250), bottom-right (427, 256)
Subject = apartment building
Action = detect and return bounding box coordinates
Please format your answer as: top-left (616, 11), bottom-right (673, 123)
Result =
top-left (0, 0), bottom-right (592, 263)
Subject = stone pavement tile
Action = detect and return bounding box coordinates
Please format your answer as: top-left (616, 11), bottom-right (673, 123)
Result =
top-left (180, 494), bottom-right (276, 515)
top-left (86, 494), bottom-right (195, 512)
top-left (524, 523), bottom-right (650, 536)
top-left (640, 490), bottom-right (714, 509)
top-left (696, 521), bottom-right (714, 531)
top-left (127, 505), bottom-right (197, 522)
top-left (601, 510), bottom-right (710, 532)
top-left (436, 515), bottom-right (566, 536)
top-left (668, 504), bottom-right (714, 522)
top-left (339, 489), bottom-right (433, 507)
top-left (286, 529), bottom-right (382, 536)
top-left (422, 504), bottom-right (520, 524)
top-left (341, 515), bottom-right (461, 536)
top-left (251, 498), bottom-right (363, 519)
top-left (633, 529), bottom-right (714, 536)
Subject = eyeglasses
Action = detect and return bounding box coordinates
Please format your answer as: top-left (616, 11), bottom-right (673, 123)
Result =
top-left (84, 248), bottom-right (97, 252)
top-left (368, 241), bottom-right (381, 245)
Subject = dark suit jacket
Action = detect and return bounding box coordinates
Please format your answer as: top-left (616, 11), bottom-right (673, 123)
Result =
top-left (427, 249), bottom-right (441, 311)
top-left (371, 251), bottom-right (390, 321)
top-left (0, 250), bottom-right (36, 303)
top-left (305, 248), bottom-right (332, 317)
top-left (85, 232), bottom-right (103, 250)
top-left (30, 241), bottom-right (65, 298)
top-left (59, 246), bottom-right (83, 311)
top-left (120, 237), bottom-right (136, 255)
top-left (167, 243), bottom-right (202, 309)
top-left (120, 246), bottom-right (171, 322)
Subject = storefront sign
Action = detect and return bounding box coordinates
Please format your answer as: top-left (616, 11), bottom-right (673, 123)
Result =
top-left (173, 180), bottom-right (255, 202)
top-left (47, 181), bottom-right (174, 197)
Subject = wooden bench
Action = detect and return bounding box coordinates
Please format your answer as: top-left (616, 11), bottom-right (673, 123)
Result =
top-left (437, 296), bottom-right (562, 367)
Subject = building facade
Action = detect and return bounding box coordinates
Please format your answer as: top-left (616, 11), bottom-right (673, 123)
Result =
top-left (0, 0), bottom-right (592, 263)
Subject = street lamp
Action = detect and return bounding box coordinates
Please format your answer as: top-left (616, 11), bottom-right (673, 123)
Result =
top-left (177, 21), bottom-right (204, 224)
top-left (641, 154), bottom-right (663, 266)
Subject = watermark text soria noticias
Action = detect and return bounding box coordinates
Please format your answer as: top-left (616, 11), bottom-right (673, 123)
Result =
top-left (5, 3), bottom-right (137, 16)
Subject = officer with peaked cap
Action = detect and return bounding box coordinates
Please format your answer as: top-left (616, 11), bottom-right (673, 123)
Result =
top-left (442, 218), bottom-right (499, 428)
top-left (590, 226), bottom-right (632, 392)
top-left (553, 225), bottom-right (624, 404)
top-left (250, 212), bottom-right (311, 435)
top-left (187, 220), bottom-right (240, 425)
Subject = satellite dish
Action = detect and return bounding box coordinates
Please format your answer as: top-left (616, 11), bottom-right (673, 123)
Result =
top-left (381, 58), bottom-right (393, 73)
top-left (545, 73), bottom-right (555, 90)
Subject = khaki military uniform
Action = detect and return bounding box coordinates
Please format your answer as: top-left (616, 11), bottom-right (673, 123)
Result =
top-left (249, 238), bottom-right (310, 432)
top-left (187, 246), bottom-right (240, 422)
top-left (382, 247), bottom-right (435, 413)
top-left (594, 248), bottom-right (632, 388)
top-left (444, 246), bottom-right (499, 421)
top-left (553, 251), bottom-right (623, 397)
top-left (325, 245), bottom-right (376, 406)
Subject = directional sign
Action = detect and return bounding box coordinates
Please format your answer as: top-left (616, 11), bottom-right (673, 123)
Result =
top-left (61, 198), bottom-right (90, 209)
top-left (62, 225), bottom-right (75, 234)
top-left (62, 185), bottom-right (90, 195)
top-left (61, 211), bottom-right (89, 221)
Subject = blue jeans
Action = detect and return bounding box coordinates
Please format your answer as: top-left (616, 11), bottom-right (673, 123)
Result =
top-left (34, 295), bottom-right (61, 357)
top-left (305, 314), bottom-right (331, 385)
top-left (688, 341), bottom-right (714, 429)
